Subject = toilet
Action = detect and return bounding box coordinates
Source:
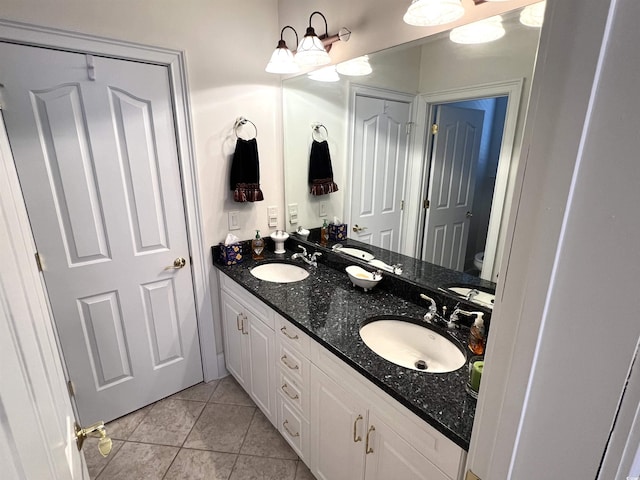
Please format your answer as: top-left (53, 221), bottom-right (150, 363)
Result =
top-left (474, 252), bottom-right (484, 271)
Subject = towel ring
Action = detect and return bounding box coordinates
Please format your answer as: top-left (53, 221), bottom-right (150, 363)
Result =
top-left (312, 123), bottom-right (328, 142)
top-left (234, 117), bottom-right (258, 140)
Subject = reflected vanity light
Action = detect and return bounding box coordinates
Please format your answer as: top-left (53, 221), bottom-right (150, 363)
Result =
top-left (403, 0), bottom-right (465, 27)
top-left (265, 26), bottom-right (300, 74)
top-left (295, 11), bottom-right (351, 68)
top-left (336, 55), bottom-right (372, 76)
top-left (308, 65), bottom-right (340, 82)
top-left (449, 15), bottom-right (505, 44)
top-left (519, 1), bottom-right (546, 28)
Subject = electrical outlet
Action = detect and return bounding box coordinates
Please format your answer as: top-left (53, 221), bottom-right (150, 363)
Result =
top-left (288, 203), bottom-right (298, 225)
top-left (228, 211), bottom-right (240, 231)
top-left (267, 206), bottom-right (278, 228)
top-left (319, 201), bottom-right (328, 217)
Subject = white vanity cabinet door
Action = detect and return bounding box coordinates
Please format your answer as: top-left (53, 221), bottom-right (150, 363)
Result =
top-left (310, 365), bottom-right (367, 480)
top-left (220, 285), bottom-right (276, 424)
top-left (364, 411), bottom-right (451, 480)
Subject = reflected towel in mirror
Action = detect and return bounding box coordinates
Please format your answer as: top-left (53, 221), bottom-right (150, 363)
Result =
top-left (309, 140), bottom-right (339, 196)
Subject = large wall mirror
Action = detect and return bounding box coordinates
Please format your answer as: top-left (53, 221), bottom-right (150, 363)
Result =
top-left (283, 6), bottom-right (542, 283)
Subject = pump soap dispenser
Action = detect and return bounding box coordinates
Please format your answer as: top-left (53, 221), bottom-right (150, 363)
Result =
top-left (252, 230), bottom-right (265, 260)
top-left (468, 312), bottom-right (486, 355)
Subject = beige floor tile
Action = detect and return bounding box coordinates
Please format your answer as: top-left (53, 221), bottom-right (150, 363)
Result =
top-left (170, 380), bottom-right (219, 403)
top-left (163, 448), bottom-right (237, 480)
top-left (106, 404), bottom-right (153, 440)
top-left (241, 409), bottom-right (297, 460)
top-left (85, 438), bottom-right (124, 479)
top-left (184, 403), bottom-right (256, 453)
top-left (295, 461), bottom-right (317, 480)
top-left (96, 442), bottom-right (178, 480)
top-left (210, 375), bottom-right (255, 406)
top-left (229, 454), bottom-right (297, 480)
top-left (128, 399), bottom-right (205, 446)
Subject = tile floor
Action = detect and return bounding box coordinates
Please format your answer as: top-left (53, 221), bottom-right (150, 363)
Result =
top-left (86, 376), bottom-right (316, 480)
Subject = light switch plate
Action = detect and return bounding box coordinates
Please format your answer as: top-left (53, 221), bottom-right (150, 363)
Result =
top-left (319, 201), bottom-right (328, 217)
top-left (228, 211), bottom-right (240, 231)
top-left (267, 206), bottom-right (278, 228)
top-left (288, 203), bottom-right (298, 225)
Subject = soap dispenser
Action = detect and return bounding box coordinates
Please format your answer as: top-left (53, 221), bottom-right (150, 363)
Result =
top-left (320, 219), bottom-right (329, 246)
top-left (468, 312), bottom-right (486, 355)
top-left (252, 230), bottom-right (265, 260)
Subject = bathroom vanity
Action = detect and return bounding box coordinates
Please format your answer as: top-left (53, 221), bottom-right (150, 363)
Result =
top-left (214, 243), bottom-right (492, 480)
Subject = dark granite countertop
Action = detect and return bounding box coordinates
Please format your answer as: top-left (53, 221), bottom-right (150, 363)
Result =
top-left (213, 247), bottom-right (478, 451)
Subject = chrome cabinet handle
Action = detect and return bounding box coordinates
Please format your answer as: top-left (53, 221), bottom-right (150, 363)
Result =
top-left (283, 420), bottom-right (300, 438)
top-left (365, 425), bottom-right (375, 454)
top-left (241, 313), bottom-right (248, 335)
top-left (280, 326), bottom-right (299, 340)
top-left (281, 383), bottom-right (299, 400)
top-left (280, 355), bottom-right (299, 370)
top-left (236, 313), bottom-right (242, 331)
top-left (353, 414), bottom-right (363, 443)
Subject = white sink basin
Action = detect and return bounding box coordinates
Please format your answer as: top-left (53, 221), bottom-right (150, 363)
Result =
top-left (250, 262), bottom-right (309, 283)
top-left (448, 287), bottom-right (495, 309)
top-left (359, 317), bottom-right (466, 373)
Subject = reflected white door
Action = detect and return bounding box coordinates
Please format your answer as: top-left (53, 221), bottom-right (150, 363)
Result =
top-left (1, 114), bottom-right (86, 480)
top-left (422, 105), bottom-right (484, 271)
top-left (0, 42), bottom-right (203, 424)
top-left (351, 94), bottom-right (412, 252)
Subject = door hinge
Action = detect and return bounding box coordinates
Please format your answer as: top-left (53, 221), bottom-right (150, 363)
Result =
top-left (431, 123), bottom-right (439, 135)
top-left (406, 122), bottom-right (414, 135)
top-left (423, 199), bottom-right (430, 209)
top-left (67, 380), bottom-right (75, 398)
top-left (35, 252), bottom-right (43, 272)
top-left (401, 200), bottom-right (405, 211)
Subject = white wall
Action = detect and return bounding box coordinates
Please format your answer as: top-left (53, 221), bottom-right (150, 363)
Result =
top-left (0, 0), bottom-right (282, 354)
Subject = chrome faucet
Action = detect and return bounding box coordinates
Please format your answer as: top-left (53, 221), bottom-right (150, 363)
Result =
top-left (291, 245), bottom-right (322, 267)
top-left (420, 294), bottom-right (449, 328)
top-left (466, 289), bottom-right (480, 301)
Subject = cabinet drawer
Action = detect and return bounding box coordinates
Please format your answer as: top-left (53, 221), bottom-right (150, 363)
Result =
top-left (278, 370), bottom-right (309, 415)
top-left (278, 395), bottom-right (309, 462)
top-left (276, 314), bottom-right (311, 357)
top-left (278, 344), bottom-right (309, 385)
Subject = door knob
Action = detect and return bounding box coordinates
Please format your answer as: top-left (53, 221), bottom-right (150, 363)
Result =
top-left (466, 211), bottom-right (473, 218)
top-left (75, 421), bottom-right (112, 457)
top-left (352, 224), bottom-right (368, 233)
top-left (165, 257), bottom-right (187, 270)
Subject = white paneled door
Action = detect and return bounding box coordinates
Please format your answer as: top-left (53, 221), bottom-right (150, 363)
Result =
top-left (351, 94), bottom-right (412, 252)
top-left (422, 105), bottom-right (484, 271)
top-left (0, 42), bottom-right (203, 424)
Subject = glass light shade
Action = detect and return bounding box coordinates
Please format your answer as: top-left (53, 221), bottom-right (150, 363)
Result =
top-left (403, 0), bottom-right (465, 27)
top-left (336, 56), bottom-right (372, 76)
top-left (308, 66), bottom-right (340, 82)
top-left (449, 16), bottom-right (505, 44)
top-left (296, 31), bottom-right (331, 67)
top-left (265, 42), bottom-right (300, 74)
top-left (520, 1), bottom-right (546, 27)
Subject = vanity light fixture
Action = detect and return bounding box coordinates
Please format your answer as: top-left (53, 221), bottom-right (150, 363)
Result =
top-left (295, 11), bottom-right (351, 68)
top-left (520, 1), bottom-right (546, 27)
top-left (449, 15), bottom-right (505, 44)
top-left (403, 0), bottom-right (465, 27)
top-left (265, 26), bottom-right (300, 74)
top-left (308, 65), bottom-right (340, 82)
top-left (336, 55), bottom-right (373, 76)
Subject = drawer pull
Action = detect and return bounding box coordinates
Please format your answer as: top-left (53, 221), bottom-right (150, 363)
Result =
top-left (283, 420), bottom-right (300, 438)
top-left (236, 313), bottom-right (242, 331)
top-left (241, 313), bottom-right (248, 335)
top-left (280, 355), bottom-right (299, 370)
top-left (353, 414), bottom-right (363, 443)
top-left (280, 326), bottom-right (299, 340)
top-left (281, 383), bottom-right (299, 400)
top-left (365, 425), bottom-right (375, 454)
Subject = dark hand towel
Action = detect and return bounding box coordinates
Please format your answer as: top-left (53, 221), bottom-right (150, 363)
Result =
top-left (230, 138), bottom-right (264, 202)
top-left (308, 140), bottom-right (339, 196)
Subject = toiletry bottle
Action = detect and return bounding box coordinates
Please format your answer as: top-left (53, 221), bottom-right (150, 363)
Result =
top-left (468, 312), bottom-right (486, 355)
top-left (320, 219), bottom-right (329, 246)
top-left (252, 230), bottom-right (265, 260)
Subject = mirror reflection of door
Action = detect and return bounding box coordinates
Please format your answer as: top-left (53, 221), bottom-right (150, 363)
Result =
top-left (421, 97), bottom-right (508, 275)
top-left (350, 91), bottom-right (413, 252)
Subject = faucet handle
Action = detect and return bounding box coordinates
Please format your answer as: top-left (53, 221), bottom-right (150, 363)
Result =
top-left (310, 251), bottom-right (323, 260)
top-left (297, 245), bottom-right (307, 256)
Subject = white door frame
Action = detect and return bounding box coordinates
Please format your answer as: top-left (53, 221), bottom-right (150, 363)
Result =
top-left (0, 20), bottom-right (220, 382)
top-left (408, 79), bottom-right (523, 282)
top-left (346, 84), bottom-right (416, 249)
